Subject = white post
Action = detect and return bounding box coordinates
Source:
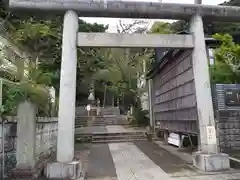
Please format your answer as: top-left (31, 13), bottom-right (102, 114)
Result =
top-left (57, 10), bottom-right (78, 163)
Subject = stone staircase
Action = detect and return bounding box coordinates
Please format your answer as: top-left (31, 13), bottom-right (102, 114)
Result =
top-left (75, 115), bottom-right (129, 127)
top-left (75, 131), bottom-right (149, 143)
top-left (74, 106), bottom-right (153, 143)
top-left (75, 106), bottom-right (88, 116)
top-left (75, 106), bottom-right (128, 127)
top-left (101, 107), bottom-right (120, 116)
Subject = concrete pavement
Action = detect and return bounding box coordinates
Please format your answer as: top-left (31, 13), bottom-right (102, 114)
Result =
top-left (86, 144), bottom-right (116, 179)
top-left (109, 142), bottom-right (170, 180)
top-left (76, 125), bottom-right (240, 180)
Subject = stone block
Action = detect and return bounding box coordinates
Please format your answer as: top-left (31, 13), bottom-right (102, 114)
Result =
top-left (44, 161), bottom-right (82, 179)
top-left (192, 151), bottom-right (230, 172)
top-left (9, 153), bottom-right (55, 180)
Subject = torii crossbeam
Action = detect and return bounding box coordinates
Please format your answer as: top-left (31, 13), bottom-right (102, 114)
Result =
top-left (8, 0), bottom-right (240, 21)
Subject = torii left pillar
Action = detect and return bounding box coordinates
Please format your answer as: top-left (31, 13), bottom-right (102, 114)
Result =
top-left (57, 10), bottom-right (77, 163)
top-left (45, 10), bottom-right (82, 179)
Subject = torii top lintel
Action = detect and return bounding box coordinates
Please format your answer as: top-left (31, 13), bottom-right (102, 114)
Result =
top-left (8, 0), bottom-right (240, 22)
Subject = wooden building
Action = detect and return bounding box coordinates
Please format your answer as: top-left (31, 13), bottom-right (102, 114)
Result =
top-left (146, 34), bottom-right (219, 137)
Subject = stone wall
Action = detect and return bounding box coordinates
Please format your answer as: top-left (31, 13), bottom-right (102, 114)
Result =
top-left (216, 111), bottom-right (240, 153)
top-left (35, 117), bottom-right (58, 161)
top-left (213, 84), bottom-right (240, 153)
top-left (0, 115), bottom-right (58, 179)
top-left (0, 121), bottom-right (17, 178)
top-left (2, 116), bottom-right (58, 156)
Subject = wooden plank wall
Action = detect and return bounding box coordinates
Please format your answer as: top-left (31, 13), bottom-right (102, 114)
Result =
top-left (153, 49), bottom-right (198, 134)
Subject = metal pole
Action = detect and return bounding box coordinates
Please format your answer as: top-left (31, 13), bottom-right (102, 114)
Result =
top-left (148, 79), bottom-right (154, 133)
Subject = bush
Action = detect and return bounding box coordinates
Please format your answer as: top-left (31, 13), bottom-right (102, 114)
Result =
top-left (132, 98), bottom-right (149, 126)
top-left (2, 81), bottom-right (52, 116)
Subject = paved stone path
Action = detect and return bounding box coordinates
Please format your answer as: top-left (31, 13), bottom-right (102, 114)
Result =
top-left (76, 125), bottom-right (240, 180)
top-left (106, 125), bottom-right (127, 133)
top-left (86, 144), bottom-right (117, 180)
top-left (108, 142), bottom-right (240, 180)
top-left (109, 142), bottom-right (170, 180)
top-left (134, 141), bottom-right (196, 176)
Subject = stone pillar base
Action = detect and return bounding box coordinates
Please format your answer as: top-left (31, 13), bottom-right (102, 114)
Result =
top-left (9, 153), bottom-right (55, 180)
top-left (9, 167), bottom-right (38, 180)
top-left (44, 161), bottom-right (82, 179)
top-left (192, 151), bottom-right (230, 172)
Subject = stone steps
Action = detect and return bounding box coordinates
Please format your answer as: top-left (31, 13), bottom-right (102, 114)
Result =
top-left (76, 131), bottom-right (146, 136)
top-left (75, 116), bottom-right (128, 127)
top-left (75, 121), bottom-right (129, 127)
top-left (101, 107), bottom-right (120, 116)
top-left (75, 107), bottom-right (120, 116)
top-left (75, 106), bottom-right (126, 128)
top-left (75, 132), bottom-right (150, 143)
top-left (92, 139), bottom-right (148, 143)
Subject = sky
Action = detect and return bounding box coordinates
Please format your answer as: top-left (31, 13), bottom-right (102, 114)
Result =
top-left (80, 0), bottom-right (225, 32)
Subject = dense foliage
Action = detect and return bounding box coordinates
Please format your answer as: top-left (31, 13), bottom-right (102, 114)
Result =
top-left (0, 2), bottom-right (144, 115)
top-left (2, 81), bottom-right (51, 116)
top-left (0, 2), bottom-right (109, 109)
top-left (0, 0), bottom-right (239, 126)
top-left (210, 33), bottom-right (240, 84)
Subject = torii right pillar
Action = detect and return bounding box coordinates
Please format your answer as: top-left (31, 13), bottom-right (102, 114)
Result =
top-left (190, 0), bottom-right (230, 172)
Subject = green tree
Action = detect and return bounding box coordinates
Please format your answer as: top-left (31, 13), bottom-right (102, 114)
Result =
top-left (150, 21), bottom-right (173, 34)
top-left (210, 33), bottom-right (240, 84)
top-left (1, 66), bottom-right (53, 116)
top-left (37, 20), bottom-right (107, 102)
top-left (0, 0), bottom-right (108, 103)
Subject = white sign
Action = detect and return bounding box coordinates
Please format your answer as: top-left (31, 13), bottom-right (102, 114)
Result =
top-left (86, 105), bottom-right (91, 111)
top-left (168, 133), bottom-right (181, 147)
top-left (206, 126), bottom-right (217, 145)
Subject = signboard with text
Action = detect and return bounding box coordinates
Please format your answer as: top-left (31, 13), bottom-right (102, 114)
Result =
top-left (225, 89), bottom-right (240, 106)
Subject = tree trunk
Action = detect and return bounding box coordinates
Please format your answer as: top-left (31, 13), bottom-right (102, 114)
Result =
top-left (16, 57), bottom-right (24, 81)
top-left (112, 94), bottom-right (114, 107)
top-left (91, 79), bottom-right (95, 98)
top-left (117, 98), bottom-right (119, 107)
top-left (103, 85), bottom-right (107, 108)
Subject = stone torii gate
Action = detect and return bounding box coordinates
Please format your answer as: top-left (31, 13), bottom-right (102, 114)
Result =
top-left (8, 0), bottom-right (240, 178)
